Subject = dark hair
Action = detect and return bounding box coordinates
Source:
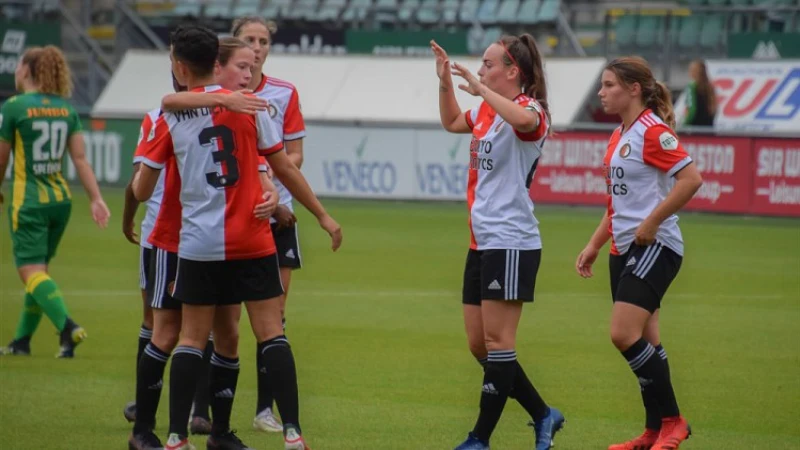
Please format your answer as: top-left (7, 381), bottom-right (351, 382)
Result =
top-left (498, 33), bottom-right (550, 126)
top-left (231, 16), bottom-right (277, 41)
top-left (218, 37), bottom-right (249, 66)
top-left (691, 59), bottom-right (717, 116)
top-left (22, 46), bottom-right (72, 97)
top-left (605, 56), bottom-right (675, 129)
top-left (169, 25), bottom-right (219, 78)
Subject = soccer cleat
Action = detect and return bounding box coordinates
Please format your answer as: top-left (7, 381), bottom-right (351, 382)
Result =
top-left (529, 407), bottom-right (566, 450)
top-left (206, 430), bottom-right (253, 450)
top-left (189, 416), bottom-right (212, 435)
top-left (652, 416), bottom-right (691, 450)
top-left (165, 433), bottom-right (195, 450)
top-left (124, 401), bottom-right (137, 423)
top-left (253, 408), bottom-right (283, 433)
top-left (608, 429), bottom-right (660, 450)
top-left (284, 424), bottom-right (311, 450)
top-left (454, 433), bottom-right (490, 450)
top-left (56, 322), bottom-right (87, 358)
top-left (0, 338), bottom-right (31, 355)
top-left (128, 430), bottom-right (164, 450)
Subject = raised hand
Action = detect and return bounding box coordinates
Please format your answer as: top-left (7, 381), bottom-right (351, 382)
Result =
top-left (451, 62), bottom-right (483, 96)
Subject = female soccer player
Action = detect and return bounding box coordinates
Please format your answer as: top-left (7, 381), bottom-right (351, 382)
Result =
top-left (0, 45), bottom-right (110, 358)
top-left (681, 59), bottom-right (716, 128)
top-left (232, 16), bottom-right (307, 433)
top-left (432, 35), bottom-right (564, 450)
top-left (575, 56), bottom-right (703, 450)
top-left (127, 37), bottom-right (277, 450)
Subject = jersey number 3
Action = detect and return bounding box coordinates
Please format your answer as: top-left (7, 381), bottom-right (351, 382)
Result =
top-left (201, 125), bottom-right (239, 188)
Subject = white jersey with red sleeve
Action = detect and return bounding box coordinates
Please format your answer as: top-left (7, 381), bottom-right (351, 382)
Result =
top-left (463, 94), bottom-right (549, 250)
top-left (253, 76), bottom-right (305, 211)
top-left (139, 85), bottom-right (285, 261)
top-left (603, 109), bottom-right (693, 256)
top-left (132, 108), bottom-right (165, 249)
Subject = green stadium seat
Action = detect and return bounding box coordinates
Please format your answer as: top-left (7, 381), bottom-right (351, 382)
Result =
top-left (707, 0), bottom-right (728, 5)
top-left (635, 15), bottom-right (663, 48)
top-left (417, 0), bottom-right (440, 24)
top-left (232, 0), bottom-right (260, 17)
top-left (677, 14), bottom-right (702, 48)
top-left (204, 0), bottom-right (234, 19)
top-left (536, 0), bottom-right (559, 22)
top-left (700, 13), bottom-right (725, 48)
top-left (170, 1), bottom-right (202, 17)
top-left (496, 0), bottom-right (520, 23)
top-left (517, 0), bottom-right (540, 25)
top-left (441, 0), bottom-right (460, 24)
top-left (667, 14), bottom-right (682, 45)
top-left (398, 0), bottom-right (420, 22)
top-left (614, 14), bottom-right (637, 48)
top-left (729, 0), bottom-right (750, 5)
top-left (459, 0), bottom-right (480, 23)
top-left (314, 0), bottom-right (344, 21)
top-left (341, 0), bottom-right (371, 22)
top-left (729, 12), bottom-right (750, 33)
top-left (478, 0), bottom-right (500, 24)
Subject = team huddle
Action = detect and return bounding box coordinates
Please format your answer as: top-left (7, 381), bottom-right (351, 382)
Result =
top-left (0, 16), bottom-right (703, 450)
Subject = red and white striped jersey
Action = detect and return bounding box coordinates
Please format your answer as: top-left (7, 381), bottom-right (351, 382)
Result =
top-left (464, 94), bottom-right (549, 250)
top-left (253, 75), bottom-right (305, 212)
top-left (140, 85), bottom-right (284, 261)
top-left (133, 108), bottom-right (164, 249)
top-left (604, 110), bottom-right (693, 256)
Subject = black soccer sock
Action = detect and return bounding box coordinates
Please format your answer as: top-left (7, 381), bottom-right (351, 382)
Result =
top-left (472, 350), bottom-right (517, 443)
top-left (191, 339), bottom-right (214, 420)
top-left (133, 343), bottom-right (169, 433)
top-left (258, 335), bottom-right (300, 432)
top-left (256, 344), bottom-right (274, 414)
top-left (476, 356), bottom-right (488, 368)
top-left (209, 352), bottom-right (240, 434)
top-left (640, 344), bottom-right (668, 430)
top-left (509, 361), bottom-right (549, 422)
top-left (168, 346), bottom-right (205, 437)
top-left (622, 339), bottom-right (679, 420)
top-left (137, 325), bottom-right (152, 372)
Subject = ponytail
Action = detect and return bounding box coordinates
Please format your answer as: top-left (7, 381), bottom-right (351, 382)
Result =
top-left (499, 34), bottom-right (551, 128)
top-left (21, 46), bottom-right (72, 98)
top-left (649, 81), bottom-right (675, 129)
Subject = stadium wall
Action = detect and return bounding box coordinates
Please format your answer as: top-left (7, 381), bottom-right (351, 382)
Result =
top-left (23, 53), bottom-right (791, 218)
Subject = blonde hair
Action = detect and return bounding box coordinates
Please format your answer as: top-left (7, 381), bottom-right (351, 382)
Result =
top-left (22, 46), bottom-right (73, 98)
top-left (605, 56), bottom-right (675, 128)
top-left (231, 16), bottom-right (277, 41)
top-left (218, 36), bottom-right (250, 66)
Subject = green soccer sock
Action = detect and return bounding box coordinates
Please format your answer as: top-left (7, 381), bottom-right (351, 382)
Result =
top-left (26, 272), bottom-right (69, 332)
top-left (14, 293), bottom-right (43, 340)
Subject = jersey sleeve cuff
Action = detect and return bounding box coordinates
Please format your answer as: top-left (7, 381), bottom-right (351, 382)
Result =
top-left (141, 157), bottom-right (165, 170)
top-left (667, 156), bottom-right (693, 177)
top-left (259, 142), bottom-right (284, 156)
top-left (133, 156), bottom-right (144, 165)
top-left (284, 130), bottom-right (306, 141)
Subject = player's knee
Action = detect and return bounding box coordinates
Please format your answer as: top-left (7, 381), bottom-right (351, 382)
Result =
top-left (610, 327), bottom-right (639, 351)
top-left (483, 330), bottom-right (514, 353)
top-left (152, 329), bottom-right (180, 352)
top-left (468, 340), bottom-right (487, 360)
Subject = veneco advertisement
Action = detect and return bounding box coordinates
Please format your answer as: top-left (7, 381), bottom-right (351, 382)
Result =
top-left (8, 120), bottom-right (795, 218)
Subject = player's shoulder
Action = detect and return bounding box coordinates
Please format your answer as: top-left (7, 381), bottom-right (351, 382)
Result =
top-left (258, 77), bottom-right (297, 99)
top-left (265, 76), bottom-right (297, 92)
top-left (637, 113), bottom-right (680, 151)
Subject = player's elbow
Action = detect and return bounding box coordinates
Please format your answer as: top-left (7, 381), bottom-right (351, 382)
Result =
top-left (132, 182), bottom-right (151, 202)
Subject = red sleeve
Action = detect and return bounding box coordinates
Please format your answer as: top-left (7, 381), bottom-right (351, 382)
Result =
top-left (133, 114), bottom-right (154, 163)
top-left (282, 88), bottom-right (305, 141)
top-left (257, 156), bottom-right (269, 174)
top-left (514, 97), bottom-right (548, 142)
top-left (642, 124), bottom-right (693, 177)
top-left (465, 109), bottom-right (475, 130)
top-left (140, 116), bottom-right (174, 169)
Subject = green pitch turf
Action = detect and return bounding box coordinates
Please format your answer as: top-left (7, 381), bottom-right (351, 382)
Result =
top-left (1, 190), bottom-right (799, 449)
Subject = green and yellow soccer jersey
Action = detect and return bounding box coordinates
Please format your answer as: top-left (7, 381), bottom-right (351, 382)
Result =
top-left (0, 92), bottom-right (80, 214)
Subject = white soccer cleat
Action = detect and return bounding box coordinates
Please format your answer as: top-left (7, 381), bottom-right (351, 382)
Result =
top-left (284, 425), bottom-right (309, 450)
top-left (253, 408), bottom-right (283, 433)
top-left (165, 433), bottom-right (195, 450)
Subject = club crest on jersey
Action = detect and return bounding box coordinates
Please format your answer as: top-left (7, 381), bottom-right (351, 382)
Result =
top-left (659, 132), bottom-right (678, 151)
top-left (268, 103), bottom-right (278, 118)
top-left (619, 143), bottom-right (631, 159)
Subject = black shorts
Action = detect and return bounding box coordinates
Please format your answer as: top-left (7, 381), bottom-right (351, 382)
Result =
top-left (146, 246), bottom-right (181, 310)
top-left (271, 222), bottom-right (302, 269)
top-left (462, 248), bottom-right (541, 305)
top-left (139, 246), bottom-right (151, 290)
top-left (609, 241), bottom-right (683, 313)
top-left (172, 254), bottom-right (284, 306)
